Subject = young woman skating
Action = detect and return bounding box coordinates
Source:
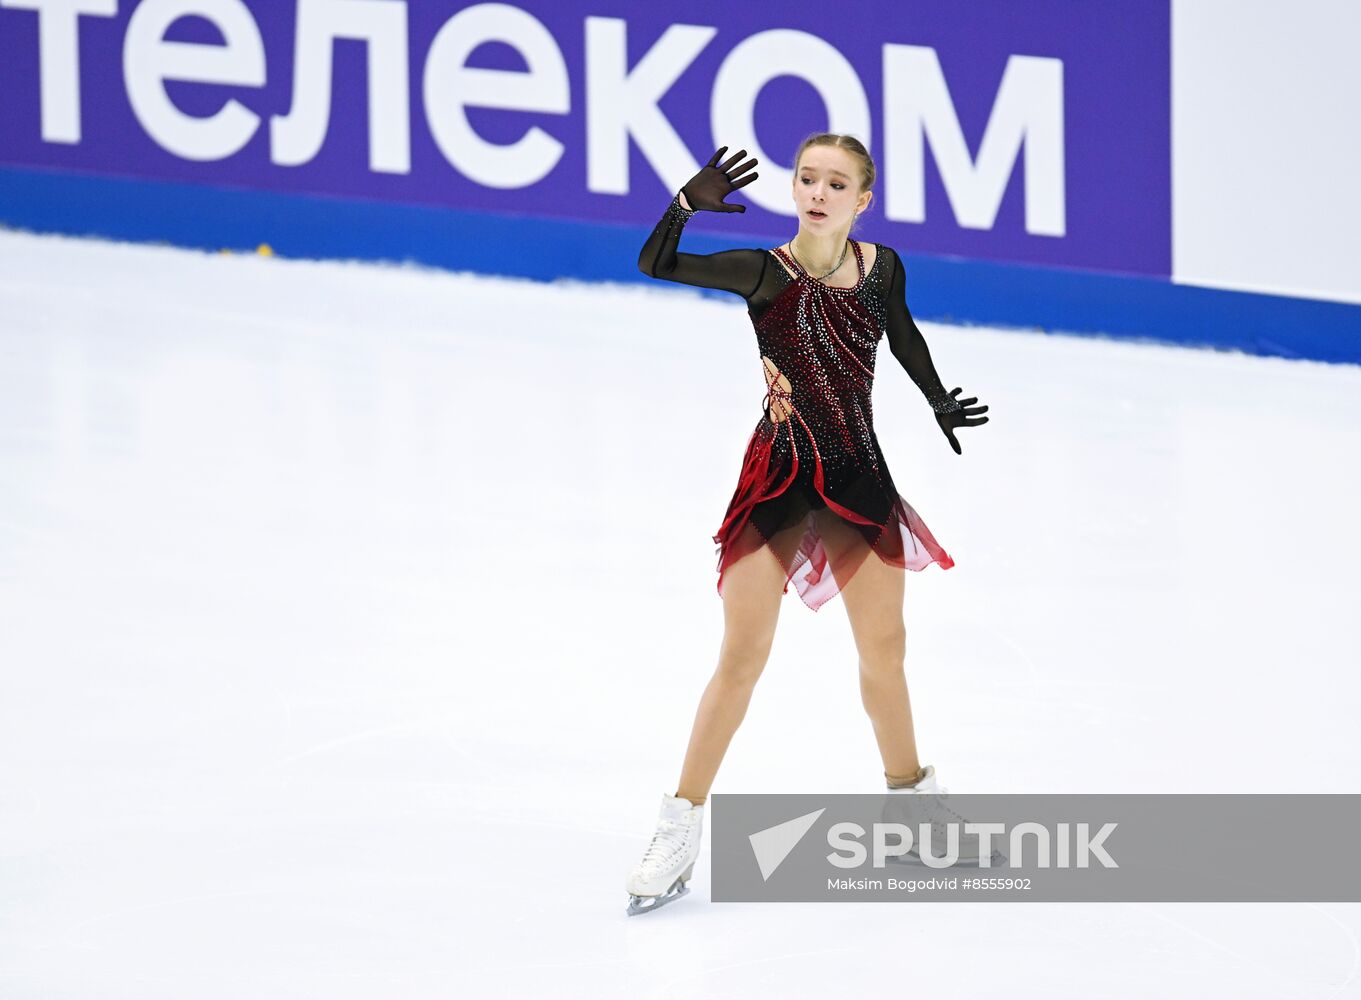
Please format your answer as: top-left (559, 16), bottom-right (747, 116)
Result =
top-left (626, 135), bottom-right (990, 915)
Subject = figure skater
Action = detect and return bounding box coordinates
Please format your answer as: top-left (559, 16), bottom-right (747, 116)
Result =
top-left (625, 135), bottom-right (991, 915)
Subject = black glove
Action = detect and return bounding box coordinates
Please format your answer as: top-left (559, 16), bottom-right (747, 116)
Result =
top-left (681, 146), bottom-right (759, 213)
top-left (933, 388), bottom-right (990, 455)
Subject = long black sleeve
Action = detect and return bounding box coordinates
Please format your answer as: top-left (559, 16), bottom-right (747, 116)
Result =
top-left (884, 247), bottom-right (959, 413)
top-left (637, 194), bottom-right (766, 299)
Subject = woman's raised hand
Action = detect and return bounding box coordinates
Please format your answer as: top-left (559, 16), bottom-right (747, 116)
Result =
top-left (681, 146), bottom-right (759, 213)
top-left (935, 388), bottom-right (990, 455)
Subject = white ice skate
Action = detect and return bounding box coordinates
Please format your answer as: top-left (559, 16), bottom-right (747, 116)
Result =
top-left (626, 792), bottom-right (705, 916)
top-left (880, 765), bottom-right (1007, 868)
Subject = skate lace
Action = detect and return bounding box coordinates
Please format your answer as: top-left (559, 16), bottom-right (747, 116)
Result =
top-left (893, 784), bottom-right (971, 838)
top-left (640, 819), bottom-right (690, 873)
top-left (924, 788), bottom-right (968, 828)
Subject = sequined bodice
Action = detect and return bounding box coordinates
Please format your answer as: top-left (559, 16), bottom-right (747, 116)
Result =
top-left (750, 241), bottom-right (891, 476)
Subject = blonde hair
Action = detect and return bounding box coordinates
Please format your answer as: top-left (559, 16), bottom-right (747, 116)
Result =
top-left (793, 132), bottom-right (876, 232)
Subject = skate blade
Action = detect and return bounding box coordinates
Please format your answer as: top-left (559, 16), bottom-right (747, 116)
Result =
top-left (626, 881), bottom-right (691, 916)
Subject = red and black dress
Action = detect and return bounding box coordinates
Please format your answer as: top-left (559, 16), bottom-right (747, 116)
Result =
top-left (638, 194), bottom-right (956, 612)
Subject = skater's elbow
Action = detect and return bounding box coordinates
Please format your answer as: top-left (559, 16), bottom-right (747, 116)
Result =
top-left (637, 252), bottom-right (670, 279)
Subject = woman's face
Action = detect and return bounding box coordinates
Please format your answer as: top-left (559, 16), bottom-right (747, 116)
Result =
top-left (792, 146), bottom-right (872, 233)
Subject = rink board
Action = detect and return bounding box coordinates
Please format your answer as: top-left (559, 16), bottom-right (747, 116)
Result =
top-left (2, 165), bottom-right (1355, 364)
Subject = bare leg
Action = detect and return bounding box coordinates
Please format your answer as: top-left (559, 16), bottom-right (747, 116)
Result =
top-left (839, 551), bottom-right (921, 781)
top-left (673, 544), bottom-right (789, 805)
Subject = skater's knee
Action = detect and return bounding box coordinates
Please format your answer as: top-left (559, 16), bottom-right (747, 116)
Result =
top-left (855, 624), bottom-right (906, 674)
top-left (715, 636), bottom-right (772, 689)
top-left (849, 623), bottom-right (903, 669)
top-left (715, 656), bottom-right (767, 690)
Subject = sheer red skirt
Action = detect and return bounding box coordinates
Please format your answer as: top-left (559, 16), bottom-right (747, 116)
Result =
top-left (712, 417), bottom-right (953, 612)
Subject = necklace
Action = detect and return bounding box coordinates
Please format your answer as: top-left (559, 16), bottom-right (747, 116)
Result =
top-left (787, 238), bottom-right (849, 282)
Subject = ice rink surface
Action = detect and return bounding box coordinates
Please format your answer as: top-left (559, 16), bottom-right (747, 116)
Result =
top-left (2, 229), bottom-right (1359, 997)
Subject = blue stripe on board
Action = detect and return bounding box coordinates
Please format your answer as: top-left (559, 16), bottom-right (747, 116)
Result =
top-left (3, 165), bottom-right (1358, 364)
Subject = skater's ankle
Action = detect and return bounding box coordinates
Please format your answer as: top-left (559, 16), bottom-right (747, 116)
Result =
top-left (885, 766), bottom-right (927, 789)
top-left (674, 790), bottom-right (706, 807)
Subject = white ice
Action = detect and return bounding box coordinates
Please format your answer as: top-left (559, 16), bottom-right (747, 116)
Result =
top-left (1, 229), bottom-right (1359, 998)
